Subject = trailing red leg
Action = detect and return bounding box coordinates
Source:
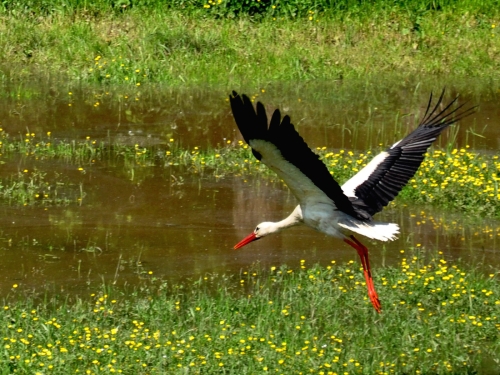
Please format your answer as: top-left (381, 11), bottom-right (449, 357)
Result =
top-left (344, 235), bottom-right (382, 313)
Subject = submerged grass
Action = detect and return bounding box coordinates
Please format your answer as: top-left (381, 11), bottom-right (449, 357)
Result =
top-left (1, 128), bottom-right (499, 217)
top-left (1, 251), bottom-right (499, 374)
top-left (0, 169), bottom-right (85, 207)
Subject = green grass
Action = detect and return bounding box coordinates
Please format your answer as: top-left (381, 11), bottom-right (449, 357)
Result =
top-left (0, 1), bottom-right (499, 86)
top-left (2, 251), bottom-right (499, 374)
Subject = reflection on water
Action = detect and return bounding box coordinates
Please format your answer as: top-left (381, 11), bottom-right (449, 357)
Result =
top-left (0, 77), bottom-right (499, 296)
top-left (0, 77), bottom-right (499, 152)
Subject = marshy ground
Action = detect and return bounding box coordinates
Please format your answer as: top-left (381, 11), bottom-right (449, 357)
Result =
top-left (1, 1), bottom-right (500, 374)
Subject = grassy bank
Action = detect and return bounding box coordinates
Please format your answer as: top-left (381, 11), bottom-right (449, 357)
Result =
top-left (1, 251), bottom-right (499, 374)
top-left (0, 1), bottom-right (499, 86)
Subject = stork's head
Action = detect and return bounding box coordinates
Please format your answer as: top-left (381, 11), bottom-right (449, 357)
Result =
top-left (234, 222), bottom-right (277, 249)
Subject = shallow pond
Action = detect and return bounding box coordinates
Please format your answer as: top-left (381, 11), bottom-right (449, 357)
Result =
top-left (0, 77), bottom-right (499, 297)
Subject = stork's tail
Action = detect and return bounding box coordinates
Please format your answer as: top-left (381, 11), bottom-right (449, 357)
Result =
top-left (338, 220), bottom-right (399, 242)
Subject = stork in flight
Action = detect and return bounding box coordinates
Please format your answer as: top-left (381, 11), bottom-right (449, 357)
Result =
top-left (229, 90), bottom-right (474, 313)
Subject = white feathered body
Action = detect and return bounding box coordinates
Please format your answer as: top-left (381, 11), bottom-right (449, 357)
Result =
top-left (251, 139), bottom-right (400, 242)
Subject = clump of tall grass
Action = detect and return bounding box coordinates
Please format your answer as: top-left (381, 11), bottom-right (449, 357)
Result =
top-left (1, 251), bottom-right (499, 373)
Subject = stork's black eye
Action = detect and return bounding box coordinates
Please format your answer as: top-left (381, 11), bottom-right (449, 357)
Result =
top-left (255, 227), bottom-right (260, 232)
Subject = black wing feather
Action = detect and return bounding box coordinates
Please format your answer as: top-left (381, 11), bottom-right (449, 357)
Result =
top-left (353, 90), bottom-right (475, 216)
top-left (229, 91), bottom-right (368, 221)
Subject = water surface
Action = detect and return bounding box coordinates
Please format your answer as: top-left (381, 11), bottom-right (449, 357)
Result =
top-left (1, 77), bottom-right (499, 152)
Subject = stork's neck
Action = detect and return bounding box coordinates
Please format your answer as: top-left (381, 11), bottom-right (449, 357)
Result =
top-left (274, 205), bottom-right (303, 232)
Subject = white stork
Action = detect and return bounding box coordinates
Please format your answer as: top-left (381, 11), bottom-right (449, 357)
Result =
top-left (229, 90), bottom-right (474, 313)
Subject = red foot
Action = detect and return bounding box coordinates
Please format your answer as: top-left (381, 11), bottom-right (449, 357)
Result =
top-left (344, 235), bottom-right (382, 313)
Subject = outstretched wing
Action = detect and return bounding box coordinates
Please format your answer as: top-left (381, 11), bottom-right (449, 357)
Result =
top-left (229, 91), bottom-right (369, 221)
top-left (342, 90), bottom-right (475, 216)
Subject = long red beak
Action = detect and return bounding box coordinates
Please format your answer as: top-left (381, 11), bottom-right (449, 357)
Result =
top-left (234, 232), bottom-right (258, 249)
